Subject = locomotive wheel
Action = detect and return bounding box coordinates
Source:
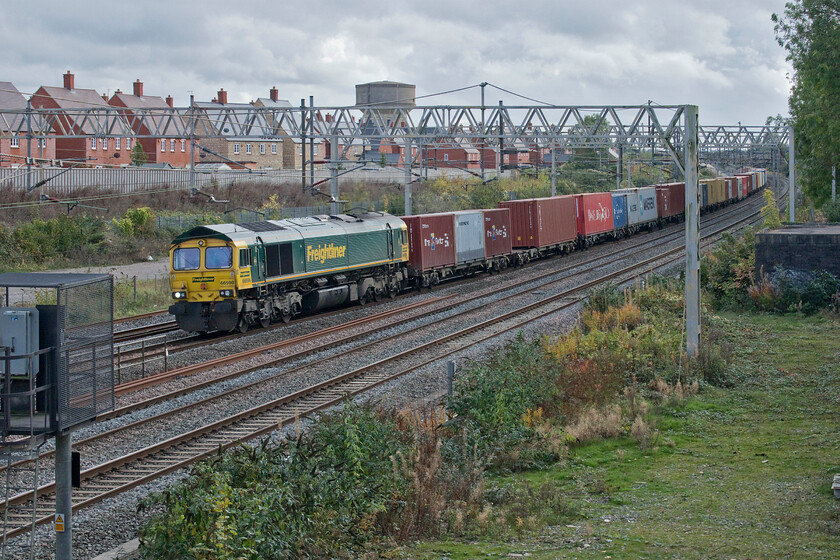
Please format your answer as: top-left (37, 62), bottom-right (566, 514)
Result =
top-left (372, 288), bottom-right (381, 302)
top-left (259, 316), bottom-right (270, 329)
top-left (280, 310), bottom-right (292, 323)
top-left (236, 317), bottom-right (249, 333)
top-left (386, 284), bottom-right (397, 299)
top-left (358, 291), bottom-right (368, 305)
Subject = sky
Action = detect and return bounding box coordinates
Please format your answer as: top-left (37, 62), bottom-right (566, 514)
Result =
top-left (0, 0), bottom-right (792, 125)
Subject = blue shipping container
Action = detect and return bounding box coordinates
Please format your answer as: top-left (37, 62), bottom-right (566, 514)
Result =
top-left (611, 192), bottom-right (628, 230)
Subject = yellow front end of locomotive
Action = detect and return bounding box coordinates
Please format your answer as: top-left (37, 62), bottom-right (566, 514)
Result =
top-left (169, 238), bottom-right (238, 303)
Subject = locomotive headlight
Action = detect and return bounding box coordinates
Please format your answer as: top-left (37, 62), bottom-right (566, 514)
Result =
top-left (219, 289), bottom-right (234, 297)
top-left (172, 291), bottom-right (186, 299)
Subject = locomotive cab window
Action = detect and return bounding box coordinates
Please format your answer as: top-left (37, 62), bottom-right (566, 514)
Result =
top-left (205, 246), bottom-right (232, 269)
top-left (173, 248), bottom-right (200, 271)
top-left (239, 248), bottom-right (251, 267)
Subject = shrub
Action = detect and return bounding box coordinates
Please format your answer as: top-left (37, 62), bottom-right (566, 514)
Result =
top-left (113, 207), bottom-right (154, 238)
top-left (823, 199), bottom-right (840, 222)
top-left (701, 228), bottom-right (756, 309)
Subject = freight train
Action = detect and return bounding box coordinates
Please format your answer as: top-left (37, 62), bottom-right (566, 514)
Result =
top-left (168, 169), bottom-right (767, 333)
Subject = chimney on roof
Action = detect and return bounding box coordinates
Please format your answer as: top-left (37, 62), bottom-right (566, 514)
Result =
top-left (217, 88), bottom-right (227, 105)
top-left (102, 93), bottom-right (108, 101)
top-left (166, 95), bottom-right (174, 107)
top-left (115, 89), bottom-right (122, 94)
top-left (63, 71), bottom-right (74, 90)
top-left (270, 86), bottom-right (278, 102)
top-left (133, 79), bottom-right (143, 97)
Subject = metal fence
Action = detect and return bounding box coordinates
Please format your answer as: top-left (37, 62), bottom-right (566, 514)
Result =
top-left (0, 166), bottom-right (478, 197)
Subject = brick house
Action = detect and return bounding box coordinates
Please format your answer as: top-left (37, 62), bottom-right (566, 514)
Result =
top-left (30, 71), bottom-right (131, 167)
top-left (193, 88), bottom-right (289, 169)
top-left (108, 80), bottom-right (194, 168)
top-left (0, 81), bottom-right (56, 167)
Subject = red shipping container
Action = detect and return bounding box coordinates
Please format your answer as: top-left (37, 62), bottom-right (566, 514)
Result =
top-left (656, 182), bottom-right (686, 219)
top-left (735, 175), bottom-right (750, 198)
top-left (499, 195), bottom-right (576, 249)
top-left (575, 193), bottom-right (615, 236)
top-left (481, 208), bottom-right (512, 258)
top-left (724, 177), bottom-right (737, 201)
top-left (402, 214), bottom-right (456, 272)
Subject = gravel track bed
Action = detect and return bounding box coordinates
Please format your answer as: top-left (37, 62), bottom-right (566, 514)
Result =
top-left (4, 198), bottom-right (764, 558)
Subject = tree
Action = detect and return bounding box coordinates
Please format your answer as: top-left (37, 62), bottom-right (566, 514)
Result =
top-left (130, 141), bottom-right (148, 166)
top-left (773, 1), bottom-right (840, 205)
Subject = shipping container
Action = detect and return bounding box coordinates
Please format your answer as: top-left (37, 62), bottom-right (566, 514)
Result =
top-left (708, 178), bottom-right (726, 206)
top-left (611, 192), bottom-right (628, 230)
top-left (637, 187), bottom-right (658, 223)
top-left (735, 175), bottom-right (749, 198)
top-left (575, 193), bottom-right (615, 236)
top-left (700, 182), bottom-right (709, 209)
top-left (656, 182), bottom-right (685, 219)
top-left (452, 211), bottom-right (485, 264)
top-left (403, 214), bottom-right (456, 272)
top-left (481, 208), bottom-right (512, 258)
top-left (614, 188), bottom-right (640, 225)
top-left (499, 196), bottom-right (576, 249)
top-left (724, 177), bottom-right (737, 201)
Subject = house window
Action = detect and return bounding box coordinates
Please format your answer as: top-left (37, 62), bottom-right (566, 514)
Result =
top-left (233, 143), bottom-right (240, 155)
top-left (102, 138), bottom-right (108, 150)
top-left (170, 139), bottom-right (175, 152)
top-left (246, 144), bottom-right (252, 154)
top-left (259, 143), bottom-right (266, 154)
top-left (10, 136), bottom-right (19, 148)
top-left (126, 138), bottom-right (131, 149)
top-left (115, 138), bottom-right (121, 150)
top-left (91, 138), bottom-right (97, 150)
top-left (181, 139), bottom-right (186, 152)
top-left (161, 140), bottom-right (165, 152)
top-left (443, 153), bottom-right (449, 161)
top-left (271, 143), bottom-right (277, 154)
top-left (299, 146), bottom-right (304, 155)
top-left (38, 139), bottom-right (47, 148)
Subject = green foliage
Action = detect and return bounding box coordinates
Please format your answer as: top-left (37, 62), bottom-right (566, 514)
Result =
top-left (823, 199), bottom-right (840, 222)
top-left (774, 269), bottom-right (840, 314)
top-left (130, 141), bottom-right (148, 166)
top-left (701, 228), bottom-right (756, 309)
top-left (141, 402), bottom-right (412, 559)
top-left (761, 188), bottom-right (783, 229)
top-left (112, 207), bottom-right (154, 238)
top-left (0, 215), bottom-right (106, 269)
top-left (773, 1), bottom-right (840, 205)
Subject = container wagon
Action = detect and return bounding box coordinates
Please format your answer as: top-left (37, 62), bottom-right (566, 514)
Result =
top-left (656, 182), bottom-right (686, 222)
top-left (499, 196), bottom-right (577, 258)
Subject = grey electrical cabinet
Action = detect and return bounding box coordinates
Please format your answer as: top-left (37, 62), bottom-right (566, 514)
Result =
top-left (0, 307), bottom-right (39, 376)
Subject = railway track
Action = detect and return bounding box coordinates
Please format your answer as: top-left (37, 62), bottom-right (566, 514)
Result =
top-left (0, 193), bottom-right (770, 543)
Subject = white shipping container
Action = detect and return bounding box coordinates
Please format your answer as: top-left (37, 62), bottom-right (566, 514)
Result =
top-left (614, 187), bottom-right (658, 226)
top-left (453, 211), bottom-right (485, 263)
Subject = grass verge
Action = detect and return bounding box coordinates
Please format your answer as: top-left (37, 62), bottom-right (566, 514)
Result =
top-left (392, 312), bottom-right (840, 559)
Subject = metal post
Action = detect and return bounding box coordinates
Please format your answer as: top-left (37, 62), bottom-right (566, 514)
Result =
top-left (26, 99), bottom-right (32, 192)
top-left (832, 165), bottom-right (836, 202)
top-left (684, 105), bottom-right (701, 359)
top-left (55, 432), bottom-right (72, 560)
top-left (189, 95), bottom-right (195, 192)
top-left (309, 96), bottom-right (315, 192)
top-left (627, 154), bottom-right (632, 189)
top-left (617, 146), bottom-right (623, 189)
top-left (480, 83), bottom-right (486, 182)
top-left (447, 360), bottom-right (456, 398)
top-left (404, 137), bottom-right (412, 216)
top-left (300, 99), bottom-right (306, 192)
top-left (497, 101), bottom-right (503, 178)
top-left (789, 125), bottom-right (795, 222)
top-left (550, 141), bottom-right (557, 196)
top-left (330, 135), bottom-right (339, 215)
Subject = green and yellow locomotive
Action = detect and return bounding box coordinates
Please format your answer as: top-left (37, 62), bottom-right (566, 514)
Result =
top-left (168, 212), bottom-right (408, 333)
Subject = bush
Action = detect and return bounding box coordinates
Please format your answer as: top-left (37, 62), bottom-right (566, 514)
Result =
top-left (823, 199), bottom-right (840, 222)
top-left (701, 228), bottom-right (756, 309)
top-left (113, 207), bottom-right (154, 238)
